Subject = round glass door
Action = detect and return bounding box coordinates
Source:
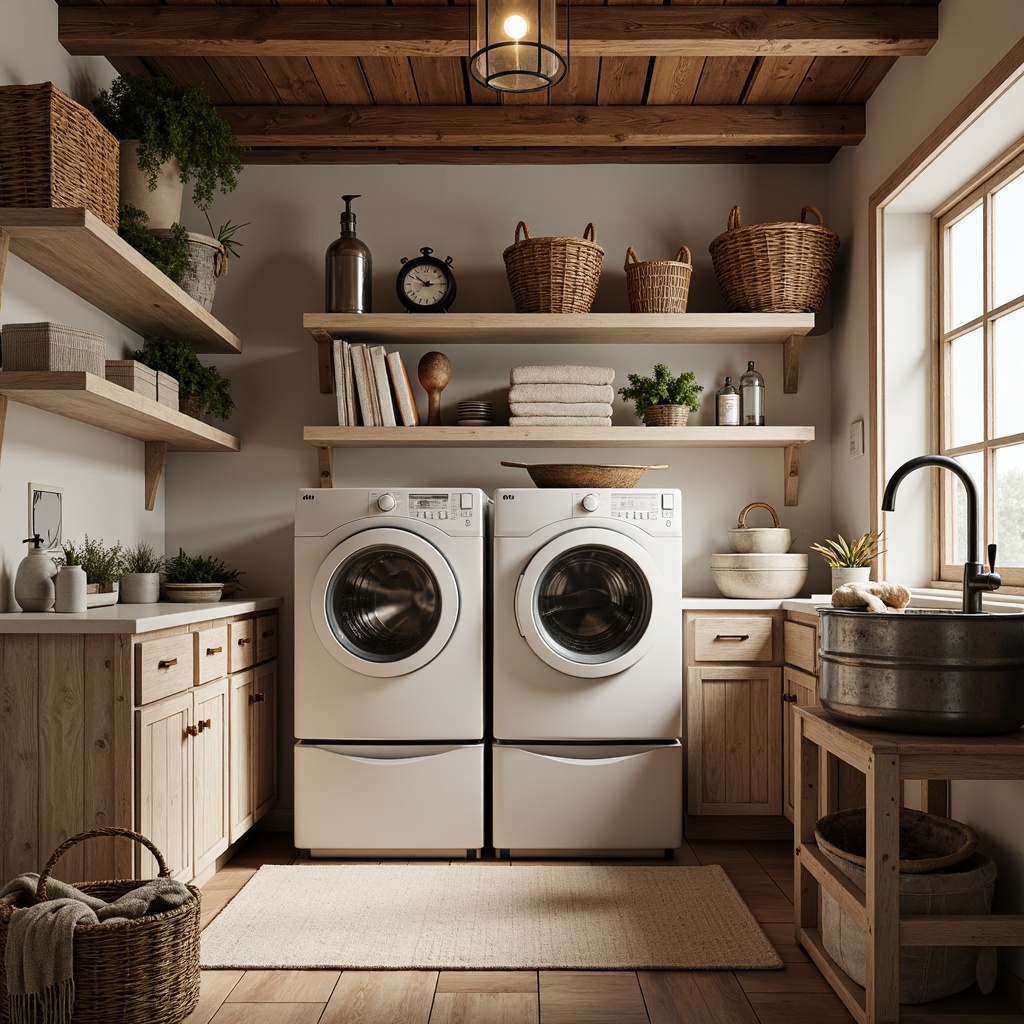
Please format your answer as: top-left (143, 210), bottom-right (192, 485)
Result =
top-left (515, 528), bottom-right (662, 679)
top-left (311, 528), bottom-right (459, 678)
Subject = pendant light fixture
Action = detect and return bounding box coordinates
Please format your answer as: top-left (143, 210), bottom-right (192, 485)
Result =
top-left (469, 0), bottom-right (569, 94)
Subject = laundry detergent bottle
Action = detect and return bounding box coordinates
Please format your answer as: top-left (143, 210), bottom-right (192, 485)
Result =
top-left (14, 534), bottom-right (57, 611)
top-left (325, 194), bottom-right (372, 313)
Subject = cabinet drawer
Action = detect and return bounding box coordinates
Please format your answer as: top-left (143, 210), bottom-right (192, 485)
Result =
top-left (228, 619), bottom-right (255, 673)
top-left (691, 615), bottom-right (775, 662)
top-left (255, 613), bottom-right (279, 664)
top-left (136, 633), bottom-right (195, 704)
top-left (196, 625), bottom-right (228, 684)
top-left (784, 619), bottom-right (818, 674)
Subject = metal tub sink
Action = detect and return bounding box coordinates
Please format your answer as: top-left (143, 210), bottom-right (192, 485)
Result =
top-left (818, 607), bottom-right (1024, 735)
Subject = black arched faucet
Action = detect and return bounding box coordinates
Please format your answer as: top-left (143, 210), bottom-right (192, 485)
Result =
top-left (881, 455), bottom-right (1000, 613)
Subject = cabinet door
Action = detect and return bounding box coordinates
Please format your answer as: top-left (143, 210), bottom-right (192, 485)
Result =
top-left (686, 665), bottom-right (782, 816)
top-left (136, 690), bottom-right (193, 880)
top-left (193, 678), bottom-right (230, 875)
top-left (783, 665), bottom-right (818, 822)
top-left (228, 670), bottom-right (254, 843)
top-left (252, 660), bottom-right (278, 823)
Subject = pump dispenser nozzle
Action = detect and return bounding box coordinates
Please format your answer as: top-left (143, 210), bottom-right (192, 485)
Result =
top-left (340, 194), bottom-right (361, 233)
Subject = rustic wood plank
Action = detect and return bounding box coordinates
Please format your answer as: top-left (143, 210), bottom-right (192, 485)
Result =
top-left (226, 970), bottom-right (340, 1002)
top-left (539, 972), bottom-right (649, 1024)
top-left (190, 1005), bottom-right (323, 1024)
top-left (361, 56), bottom-right (419, 103)
top-left (744, 991), bottom-right (857, 1023)
top-left (184, 971), bottom-right (244, 1024)
top-left (410, 55), bottom-right (465, 104)
top-left (429, 992), bottom-right (538, 1024)
top-left (60, 5), bottom-right (938, 58)
top-left (647, 56), bottom-right (703, 104)
top-left (220, 103), bottom-right (864, 148)
top-left (695, 56), bottom-right (757, 104)
top-left (737, 962), bottom-right (834, 995)
top-left (640, 970), bottom-right (761, 1024)
top-left (0, 635), bottom-right (39, 880)
top-left (82, 635), bottom-right (120, 879)
top-left (308, 56), bottom-right (373, 103)
top-left (549, 57), bottom-right (600, 105)
top-left (436, 973), bottom-right (537, 994)
top-left (260, 56), bottom-right (327, 103)
top-left (320, 971), bottom-right (437, 1024)
top-left (597, 57), bottom-right (650, 104)
top-left (743, 56), bottom-right (816, 103)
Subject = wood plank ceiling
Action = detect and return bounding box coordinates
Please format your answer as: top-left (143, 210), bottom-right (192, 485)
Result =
top-left (57, 0), bottom-right (940, 165)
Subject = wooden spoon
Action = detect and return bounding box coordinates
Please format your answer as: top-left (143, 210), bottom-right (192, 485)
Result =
top-left (418, 351), bottom-right (451, 426)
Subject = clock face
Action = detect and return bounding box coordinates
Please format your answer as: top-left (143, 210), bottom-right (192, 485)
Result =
top-left (396, 249), bottom-right (457, 313)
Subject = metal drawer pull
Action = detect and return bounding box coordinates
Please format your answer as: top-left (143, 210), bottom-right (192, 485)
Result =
top-left (783, 693), bottom-right (798, 703)
top-left (714, 634), bottom-right (750, 641)
top-left (196, 718), bottom-right (212, 733)
top-left (206, 646), bottom-right (223, 656)
top-left (237, 636), bottom-right (252, 646)
top-left (185, 724), bottom-right (198, 737)
top-left (252, 691), bottom-right (266, 704)
top-left (261, 630), bottom-right (275, 639)
top-left (158, 658), bottom-right (178, 669)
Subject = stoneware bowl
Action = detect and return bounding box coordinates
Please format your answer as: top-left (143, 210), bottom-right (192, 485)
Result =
top-left (726, 501), bottom-right (792, 553)
top-left (710, 552), bottom-right (809, 599)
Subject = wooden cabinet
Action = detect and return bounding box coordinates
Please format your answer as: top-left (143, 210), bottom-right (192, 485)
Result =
top-left (684, 610), bottom-right (785, 835)
top-left (0, 599), bottom-right (281, 886)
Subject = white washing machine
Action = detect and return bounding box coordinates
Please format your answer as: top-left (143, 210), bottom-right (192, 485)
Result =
top-left (294, 487), bottom-right (488, 856)
top-left (492, 487), bottom-right (683, 855)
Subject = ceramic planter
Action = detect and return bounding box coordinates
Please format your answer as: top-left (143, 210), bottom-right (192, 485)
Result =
top-left (118, 141), bottom-right (183, 229)
top-left (163, 582), bottom-right (225, 603)
top-left (119, 572), bottom-right (161, 604)
top-left (831, 566), bottom-right (871, 591)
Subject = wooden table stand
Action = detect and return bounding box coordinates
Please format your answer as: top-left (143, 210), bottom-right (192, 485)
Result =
top-left (793, 705), bottom-right (1024, 1023)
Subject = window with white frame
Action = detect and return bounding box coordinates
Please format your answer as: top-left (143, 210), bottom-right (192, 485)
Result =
top-left (937, 146), bottom-right (1024, 587)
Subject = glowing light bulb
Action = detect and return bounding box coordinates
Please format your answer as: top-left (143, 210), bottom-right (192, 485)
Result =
top-left (503, 14), bottom-right (528, 40)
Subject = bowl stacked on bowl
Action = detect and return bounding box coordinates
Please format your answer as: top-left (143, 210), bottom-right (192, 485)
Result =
top-left (457, 401), bottom-right (494, 426)
top-left (711, 502), bottom-right (808, 599)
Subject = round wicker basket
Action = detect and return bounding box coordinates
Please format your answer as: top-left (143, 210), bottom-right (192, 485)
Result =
top-left (500, 461), bottom-right (667, 488)
top-left (624, 245), bottom-right (692, 313)
top-left (503, 221), bottom-right (604, 313)
top-left (643, 405), bottom-right (690, 427)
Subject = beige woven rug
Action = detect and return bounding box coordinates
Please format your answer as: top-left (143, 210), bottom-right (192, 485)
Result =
top-left (199, 863), bottom-right (782, 971)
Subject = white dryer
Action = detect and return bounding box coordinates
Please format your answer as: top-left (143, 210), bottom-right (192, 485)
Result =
top-left (491, 487), bottom-right (683, 855)
top-left (294, 487), bottom-right (488, 857)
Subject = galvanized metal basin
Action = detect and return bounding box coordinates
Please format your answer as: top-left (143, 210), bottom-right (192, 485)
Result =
top-left (817, 608), bottom-right (1024, 735)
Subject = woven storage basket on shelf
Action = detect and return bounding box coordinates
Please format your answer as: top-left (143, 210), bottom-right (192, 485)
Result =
top-left (1, 322), bottom-right (105, 376)
top-left (624, 246), bottom-right (692, 313)
top-left (643, 405), bottom-right (690, 427)
top-left (503, 221), bottom-right (604, 313)
top-left (105, 359), bottom-right (158, 401)
top-left (0, 827), bottom-right (201, 1024)
top-left (708, 205), bottom-right (840, 313)
top-left (0, 82), bottom-right (119, 231)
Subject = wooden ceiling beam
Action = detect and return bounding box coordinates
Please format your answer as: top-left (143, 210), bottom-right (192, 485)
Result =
top-left (59, 5), bottom-right (937, 60)
top-left (220, 104), bottom-right (864, 148)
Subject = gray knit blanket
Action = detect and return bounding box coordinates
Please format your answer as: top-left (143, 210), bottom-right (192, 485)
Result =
top-left (1, 872), bottom-right (192, 1024)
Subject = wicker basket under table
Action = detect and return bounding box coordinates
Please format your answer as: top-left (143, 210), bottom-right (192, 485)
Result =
top-left (0, 82), bottom-right (119, 232)
top-left (0, 827), bottom-right (201, 1024)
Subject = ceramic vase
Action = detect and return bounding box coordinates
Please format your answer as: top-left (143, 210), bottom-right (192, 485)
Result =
top-left (54, 565), bottom-right (87, 613)
top-left (118, 142), bottom-right (184, 230)
top-left (14, 545), bottom-right (57, 611)
top-left (831, 566), bottom-right (871, 591)
top-left (120, 572), bottom-right (161, 604)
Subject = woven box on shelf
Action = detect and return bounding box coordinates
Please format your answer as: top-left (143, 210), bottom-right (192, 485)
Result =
top-left (0, 827), bottom-right (201, 1024)
top-left (0, 82), bottom-right (119, 232)
top-left (503, 221), bottom-right (604, 313)
top-left (625, 245), bottom-right (692, 313)
top-left (105, 359), bottom-right (158, 401)
top-left (156, 371), bottom-right (180, 410)
top-left (708, 205), bottom-right (840, 313)
top-left (1, 322), bottom-right (105, 376)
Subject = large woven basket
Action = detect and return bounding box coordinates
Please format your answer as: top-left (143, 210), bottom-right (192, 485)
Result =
top-left (709, 205), bottom-right (840, 313)
top-left (0, 827), bottom-right (201, 1024)
top-left (625, 245), bottom-right (692, 313)
top-left (0, 82), bottom-right (119, 231)
top-left (1, 321), bottom-right (105, 376)
top-left (503, 221), bottom-right (604, 313)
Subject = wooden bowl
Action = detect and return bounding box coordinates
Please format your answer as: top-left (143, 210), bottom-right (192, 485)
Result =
top-left (500, 462), bottom-right (668, 488)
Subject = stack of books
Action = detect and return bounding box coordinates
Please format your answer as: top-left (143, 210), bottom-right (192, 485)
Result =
top-left (331, 341), bottom-right (420, 427)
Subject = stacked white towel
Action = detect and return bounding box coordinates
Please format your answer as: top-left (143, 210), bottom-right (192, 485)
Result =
top-left (508, 365), bottom-right (615, 426)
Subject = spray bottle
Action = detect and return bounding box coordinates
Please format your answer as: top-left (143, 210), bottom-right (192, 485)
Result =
top-left (325, 194), bottom-right (372, 313)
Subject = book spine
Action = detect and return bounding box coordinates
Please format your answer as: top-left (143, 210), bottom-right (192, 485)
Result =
top-left (331, 339), bottom-right (348, 426)
top-left (369, 345), bottom-right (397, 427)
top-left (350, 344), bottom-right (378, 426)
top-left (387, 350), bottom-right (420, 427)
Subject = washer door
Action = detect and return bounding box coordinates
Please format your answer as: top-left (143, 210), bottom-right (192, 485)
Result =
top-left (514, 527), bottom-right (660, 679)
top-left (310, 527), bottom-right (459, 678)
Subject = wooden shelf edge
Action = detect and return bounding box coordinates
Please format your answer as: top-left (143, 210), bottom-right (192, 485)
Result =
top-left (0, 208), bottom-right (242, 354)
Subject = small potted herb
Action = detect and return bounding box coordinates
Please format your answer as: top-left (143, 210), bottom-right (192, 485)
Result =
top-left (161, 548), bottom-right (225, 603)
top-left (60, 536), bottom-right (124, 607)
top-left (132, 336), bottom-right (234, 421)
top-left (119, 540), bottom-right (164, 604)
top-left (618, 363), bottom-right (704, 426)
top-left (810, 531), bottom-right (885, 591)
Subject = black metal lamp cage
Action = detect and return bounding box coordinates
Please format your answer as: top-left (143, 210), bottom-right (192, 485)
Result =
top-left (469, 0), bottom-right (569, 93)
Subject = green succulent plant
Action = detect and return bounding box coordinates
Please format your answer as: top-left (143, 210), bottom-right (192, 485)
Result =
top-left (618, 363), bottom-right (704, 418)
top-left (810, 531), bottom-right (885, 568)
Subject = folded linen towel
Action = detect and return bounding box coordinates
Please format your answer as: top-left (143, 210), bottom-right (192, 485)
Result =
top-left (508, 383), bottom-right (615, 404)
top-left (510, 402), bottom-right (614, 418)
top-left (1, 872), bottom-right (193, 1024)
top-left (509, 416), bottom-right (612, 426)
top-left (510, 365), bottom-right (615, 385)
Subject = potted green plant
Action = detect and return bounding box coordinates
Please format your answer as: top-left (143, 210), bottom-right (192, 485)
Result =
top-left (810, 531), bottom-right (885, 591)
top-left (91, 74), bottom-right (244, 228)
top-left (60, 536), bottom-right (124, 607)
top-left (161, 548), bottom-right (226, 603)
top-left (119, 540), bottom-right (164, 604)
top-left (132, 336), bottom-right (234, 421)
top-left (618, 363), bottom-right (704, 426)
top-left (207, 555), bottom-right (247, 598)
top-left (117, 204), bottom-right (191, 284)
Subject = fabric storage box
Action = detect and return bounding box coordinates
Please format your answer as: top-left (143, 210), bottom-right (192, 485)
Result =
top-left (1, 321), bottom-right (105, 376)
top-left (0, 82), bottom-right (119, 231)
top-left (105, 359), bottom-right (158, 401)
top-left (156, 371), bottom-right (180, 410)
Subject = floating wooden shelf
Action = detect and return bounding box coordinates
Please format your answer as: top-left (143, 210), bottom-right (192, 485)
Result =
top-left (303, 425), bottom-right (814, 505)
top-left (0, 372), bottom-right (239, 510)
top-left (302, 311), bottom-right (815, 395)
top-left (0, 210), bottom-right (242, 353)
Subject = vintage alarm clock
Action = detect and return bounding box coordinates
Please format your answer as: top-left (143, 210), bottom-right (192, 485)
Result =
top-left (396, 247), bottom-right (457, 313)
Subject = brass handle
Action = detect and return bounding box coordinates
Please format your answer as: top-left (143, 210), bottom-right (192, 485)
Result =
top-left (206, 646), bottom-right (223, 656)
top-left (783, 693), bottom-right (798, 703)
top-left (714, 634), bottom-right (750, 642)
top-left (253, 691), bottom-right (266, 704)
top-left (261, 630), bottom-right (276, 639)
top-left (158, 658), bottom-right (178, 669)
top-left (185, 724), bottom-right (199, 737)
top-left (196, 718), bottom-right (212, 733)
top-left (237, 637), bottom-right (252, 646)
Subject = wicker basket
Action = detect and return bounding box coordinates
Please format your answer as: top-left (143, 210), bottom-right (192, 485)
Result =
top-left (1, 322), bottom-right (105, 376)
top-left (624, 246), bottom-right (692, 313)
top-left (0, 827), bottom-right (201, 1024)
top-left (643, 404), bottom-right (690, 427)
top-left (503, 221), bottom-right (604, 313)
top-left (105, 359), bottom-right (158, 401)
top-left (500, 461), bottom-right (668, 488)
top-left (708, 205), bottom-right (840, 313)
top-left (0, 82), bottom-right (119, 231)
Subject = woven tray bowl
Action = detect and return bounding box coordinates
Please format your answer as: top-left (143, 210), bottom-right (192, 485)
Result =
top-left (815, 806), bottom-right (978, 873)
top-left (501, 461), bottom-right (667, 488)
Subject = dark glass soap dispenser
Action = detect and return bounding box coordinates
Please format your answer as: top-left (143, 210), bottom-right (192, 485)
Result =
top-left (325, 194), bottom-right (372, 313)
